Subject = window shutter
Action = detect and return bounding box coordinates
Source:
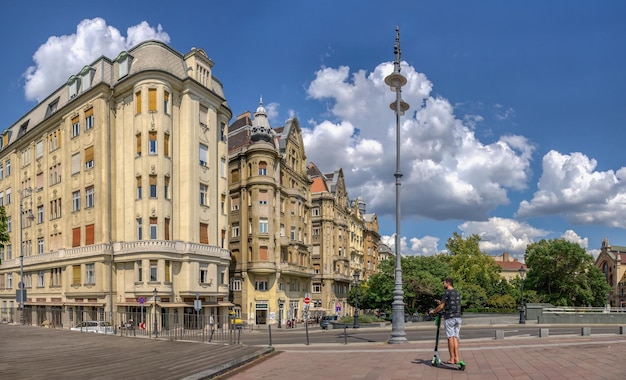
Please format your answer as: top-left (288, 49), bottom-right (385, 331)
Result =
top-left (72, 265), bottom-right (81, 284)
top-left (136, 134), bottom-right (142, 155)
top-left (84, 108), bottom-right (93, 119)
top-left (260, 246), bottom-right (268, 261)
top-left (71, 153), bottom-right (80, 174)
top-left (200, 223), bottom-right (209, 244)
top-left (85, 146), bottom-right (94, 163)
top-left (85, 224), bottom-right (95, 245)
top-left (72, 227), bottom-right (81, 247)
top-left (148, 89), bottom-right (157, 111)
top-left (135, 91), bottom-right (142, 114)
top-left (164, 134), bottom-right (170, 157)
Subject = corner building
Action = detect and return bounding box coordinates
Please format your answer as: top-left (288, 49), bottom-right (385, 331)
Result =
top-left (0, 40), bottom-right (233, 329)
top-left (228, 101), bottom-right (313, 327)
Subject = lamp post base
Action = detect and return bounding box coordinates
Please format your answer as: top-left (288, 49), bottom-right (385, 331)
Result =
top-left (519, 310), bottom-right (525, 324)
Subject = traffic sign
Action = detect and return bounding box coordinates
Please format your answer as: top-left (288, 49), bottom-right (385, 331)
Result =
top-left (138, 297), bottom-right (145, 304)
top-left (303, 297), bottom-right (311, 305)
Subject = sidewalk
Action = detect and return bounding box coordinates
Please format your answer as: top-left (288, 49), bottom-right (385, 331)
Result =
top-left (224, 334), bottom-right (626, 380)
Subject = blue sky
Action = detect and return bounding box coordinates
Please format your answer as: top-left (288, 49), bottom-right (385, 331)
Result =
top-left (1, 1), bottom-right (625, 260)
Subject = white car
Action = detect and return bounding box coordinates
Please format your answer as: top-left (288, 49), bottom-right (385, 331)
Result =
top-left (70, 321), bottom-right (114, 334)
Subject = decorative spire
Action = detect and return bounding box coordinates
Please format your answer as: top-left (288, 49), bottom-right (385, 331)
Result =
top-left (250, 96), bottom-right (273, 142)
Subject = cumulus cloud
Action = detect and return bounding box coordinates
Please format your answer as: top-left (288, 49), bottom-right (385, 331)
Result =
top-left (517, 150), bottom-right (626, 227)
top-left (23, 18), bottom-right (170, 102)
top-left (304, 62), bottom-right (535, 222)
top-left (458, 217), bottom-right (549, 258)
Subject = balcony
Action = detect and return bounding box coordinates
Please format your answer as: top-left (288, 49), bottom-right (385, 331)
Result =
top-left (247, 261), bottom-right (277, 274)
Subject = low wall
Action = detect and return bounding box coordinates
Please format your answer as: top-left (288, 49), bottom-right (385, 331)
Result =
top-left (539, 311), bottom-right (626, 324)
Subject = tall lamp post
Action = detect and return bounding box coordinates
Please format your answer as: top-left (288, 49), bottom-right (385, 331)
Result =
top-left (385, 26), bottom-right (409, 344)
top-left (153, 288), bottom-right (158, 337)
top-left (18, 188), bottom-right (34, 325)
top-left (353, 271), bottom-right (360, 329)
top-left (518, 266), bottom-right (526, 324)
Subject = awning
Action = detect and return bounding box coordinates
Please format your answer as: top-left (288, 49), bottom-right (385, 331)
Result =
top-left (24, 302), bottom-right (64, 306)
top-left (64, 303), bottom-right (106, 307)
top-left (218, 301), bottom-right (235, 307)
top-left (158, 303), bottom-right (192, 308)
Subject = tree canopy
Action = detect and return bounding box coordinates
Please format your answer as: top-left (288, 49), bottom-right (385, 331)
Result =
top-left (524, 238), bottom-right (611, 306)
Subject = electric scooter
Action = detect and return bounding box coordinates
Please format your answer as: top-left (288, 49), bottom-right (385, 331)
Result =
top-left (431, 312), bottom-right (465, 371)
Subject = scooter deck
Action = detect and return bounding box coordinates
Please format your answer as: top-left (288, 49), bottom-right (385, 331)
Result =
top-left (431, 356), bottom-right (466, 371)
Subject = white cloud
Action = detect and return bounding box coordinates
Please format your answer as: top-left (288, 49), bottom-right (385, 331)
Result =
top-left (561, 229), bottom-right (589, 249)
top-left (458, 217), bottom-right (549, 257)
top-left (23, 18), bottom-right (170, 102)
top-left (517, 150), bottom-right (626, 227)
top-left (304, 62), bottom-right (534, 222)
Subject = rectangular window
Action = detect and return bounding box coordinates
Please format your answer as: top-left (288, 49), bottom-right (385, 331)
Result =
top-left (149, 217), bottom-right (157, 239)
top-left (230, 278), bottom-right (241, 291)
top-left (148, 88), bottom-right (157, 112)
top-left (85, 186), bottom-right (94, 208)
top-left (149, 175), bottom-right (157, 198)
top-left (221, 158), bottom-right (226, 177)
top-left (135, 91), bottom-right (142, 114)
top-left (290, 227), bottom-right (296, 240)
top-left (259, 246), bottom-right (268, 261)
top-left (84, 146), bottom-right (94, 169)
top-left (50, 198), bottom-right (62, 220)
top-left (71, 153), bottom-right (80, 175)
top-left (71, 116), bottom-right (80, 138)
top-left (232, 223), bottom-right (240, 237)
top-left (85, 224), bottom-right (94, 245)
top-left (148, 131), bottom-right (157, 155)
top-left (36, 172), bottom-right (43, 191)
top-left (164, 133), bottom-right (170, 157)
top-left (231, 197), bottom-right (240, 211)
top-left (5, 159), bottom-right (10, 176)
top-left (259, 190), bottom-right (268, 205)
top-left (220, 122), bottom-right (227, 142)
top-left (259, 162), bottom-right (267, 176)
top-left (72, 190), bottom-right (80, 212)
top-left (50, 163), bottom-right (62, 184)
top-left (259, 218), bottom-right (268, 234)
top-left (200, 184), bottom-right (208, 206)
top-left (48, 131), bottom-right (60, 152)
top-left (164, 218), bottom-right (170, 241)
top-left (137, 218), bottom-right (143, 240)
top-left (85, 108), bottom-right (94, 130)
top-left (7, 273), bottom-right (12, 289)
top-left (72, 265), bottom-right (81, 285)
top-left (137, 260), bottom-right (143, 282)
top-left (199, 144), bottom-right (208, 167)
top-left (36, 141), bottom-right (43, 159)
top-left (164, 91), bottom-right (169, 114)
top-left (199, 105), bottom-right (208, 128)
top-left (136, 133), bottom-right (142, 157)
top-left (200, 222), bottom-right (209, 244)
top-left (312, 283), bottom-right (322, 293)
top-left (164, 176), bottom-right (169, 199)
top-left (150, 260), bottom-right (157, 282)
top-left (199, 263), bottom-right (208, 284)
top-left (85, 264), bottom-right (95, 284)
top-left (254, 280), bottom-right (268, 291)
top-left (5, 188), bottom-right (10, 205)
top-left (221, 194), bottom-right (225, 214)
top-left (136, 176), bottom-right (142, 199)
top-left (37, 237), bottom-right (44, 254)
top-left (38, 271), bottom-right (45, 287)
top-left (165, 260), bottom-right (171, 282)
top-left (0, 165), bottom-right (3, 179)
top-left (50, 268), bottom-right (61, 287)
top-left (72, 227), bottom-right (81, 247)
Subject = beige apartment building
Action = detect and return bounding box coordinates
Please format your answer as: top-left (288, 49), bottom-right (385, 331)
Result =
top-left (0, 40), bottom-right (232, 329)
top-left (228, 101), bottom-right (314, 327)
top-left (307, 164), bottom-right (380, 317)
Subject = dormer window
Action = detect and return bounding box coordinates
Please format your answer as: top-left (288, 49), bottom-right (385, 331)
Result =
top-left (80, 66), bottom-right (95, 92)
top-left (45, 98), bottom-right (59, 118)
top-left (117, 51), bottom-right (133, 79)
top-left (68, 76), bottom-right (80, 99)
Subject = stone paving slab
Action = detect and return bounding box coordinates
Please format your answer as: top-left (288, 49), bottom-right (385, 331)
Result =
top-left (0, 324), bottom-right (273, 380)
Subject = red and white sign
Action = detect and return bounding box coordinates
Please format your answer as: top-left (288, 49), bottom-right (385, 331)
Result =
top-left (140, 322), bottom-right (146, 330)
top-left (303, 297), bottom-right (311, 305)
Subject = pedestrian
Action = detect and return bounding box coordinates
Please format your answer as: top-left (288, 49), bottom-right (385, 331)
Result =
top-left (429, 277), bottom-right (462, 364)
top-left (209, 314), bottom-right (215, 330)
top-left (128, 318), bottom-right (135, 336)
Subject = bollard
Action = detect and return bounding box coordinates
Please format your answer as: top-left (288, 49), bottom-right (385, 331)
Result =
top-left (268, 324), bottom-right (272, 347)
top-left (495, 330), bottom-right (505, 340)
top-left (344, 325), bottom-right (348, 345)
top-left (540, 328), bottom-right (549, 338)
top-left (581, 327), bottom-right (591, 336)
top-left (620, 326), bottom-right (626, 335)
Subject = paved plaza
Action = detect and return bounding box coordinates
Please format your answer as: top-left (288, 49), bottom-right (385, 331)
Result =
top-left (2, 322), bottom-right (626, 379)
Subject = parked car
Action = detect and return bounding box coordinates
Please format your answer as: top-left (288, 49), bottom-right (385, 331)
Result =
top-left (320, 315), bottom-right (338, 329)
top-left (70, 321), bottom-right (114, 335)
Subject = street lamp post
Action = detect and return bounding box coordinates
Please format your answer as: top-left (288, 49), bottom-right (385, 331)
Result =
top-left (153, 288), bottom-right (158, 337)
top-left (353, 271), bottom-right (360, 329)
top-left (18, 188), bottom-right (34, 325)
top-left (518, 266), bottom-right (526, 324)
top-left (385, 26), bottom-right (409, 344)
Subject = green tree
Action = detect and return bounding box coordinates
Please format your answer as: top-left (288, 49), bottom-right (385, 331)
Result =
top-left (524, 238), bottom-right (611, 306)
top-left (444, 232), bottom-right (503, 309)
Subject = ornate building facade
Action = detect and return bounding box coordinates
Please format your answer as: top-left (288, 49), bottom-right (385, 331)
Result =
top-left (228, 101), bottom-right (313, 326)
top-left (0, 40), bottom-right (232, 328)
top-left (595, 238), bottom-right (626, 308)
